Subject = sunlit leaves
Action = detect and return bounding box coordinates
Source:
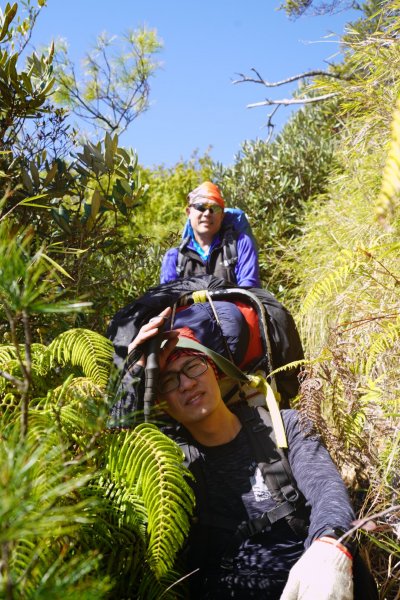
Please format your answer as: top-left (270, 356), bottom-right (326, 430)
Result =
top-left (376, 94), bottom-right (400, 227)
top-left (46, 328), bottom-right (113, 387)
top-left (52, 27), bottom-right (162, 135)
top-left (107, 425), bottom-right (195, 578)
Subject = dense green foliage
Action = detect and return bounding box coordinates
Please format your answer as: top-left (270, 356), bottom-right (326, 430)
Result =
top-left (282, 4), bottom-right (400, 595)
top-left (136, 153), bottom-right (215, 240)
top-left (0, 1), bottom-right (163, 337)
top-left (0, 3), bottom-right (194, 597)
top-left (217, 100), bottom-right (337, 299)
top-left (1, 0), bottom-right (399, 597)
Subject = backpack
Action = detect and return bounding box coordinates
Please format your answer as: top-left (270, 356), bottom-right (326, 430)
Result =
top-left (106, 275), bottom-right (304, 408)
top-left (177, 208), bottom-right (256, 276)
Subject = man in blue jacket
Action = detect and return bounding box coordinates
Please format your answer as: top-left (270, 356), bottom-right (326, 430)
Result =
top-left (160, 181), bottom-right (261, 287)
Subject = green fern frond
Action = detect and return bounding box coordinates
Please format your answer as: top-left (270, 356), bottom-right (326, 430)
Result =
top-left (10, 538), bottom-right (111, 599)
top-left (366, 315), bottom-right (400, 374)
top-left (342, 409), bottom-right (368, 451)
top-left (380, 429), bottom-right (400, 488)
top-left (54, 376), bottom-right (105, 405)
top-left (0, 358), bottom-right (20, 379)
top-left (376, 93), bottom-right (400, 226)
top-left (0, 356), bottom-right (53, 399)
top-left (99, 477), bottom-right (148, 538)
top-left (50, 375), bottom-right (105, 411)
top-left (267, 357), bottom-right (321, 378)
top-left (87, 478), bottom-right (154, 597)
top-left (139, 567), bottom-right (189, 599)
top-left (0, 345), bottom-right (17, 365)
top-left (27, 410), bottom-right (61, 447)
top-left (0, 344), bottom-right (47, 367)
top-left (0, 393), bottom-right (18, 425)
top-left (30, 343), bottom-right (49, 376)
top-left (9, 539), bottom-right (38, 596)
top-left (46, 329), bottom-right (113, 387)
top-left (107, 425), bottom-right (195, 579)
top-left (301, 256), bottom-right (358, 314)
top-left (57, 381), bottom-right (108, 443)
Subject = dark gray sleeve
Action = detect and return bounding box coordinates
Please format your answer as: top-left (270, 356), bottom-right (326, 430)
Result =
top-left (282, 409), bottom-right (355, 548)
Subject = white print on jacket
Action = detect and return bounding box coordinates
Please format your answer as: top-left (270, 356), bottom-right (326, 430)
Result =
top-left (251, 467), bottom-right (272, 502)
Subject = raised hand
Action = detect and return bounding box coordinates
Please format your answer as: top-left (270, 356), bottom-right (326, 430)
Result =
top-left (128, 307), bottom-right (179, 367)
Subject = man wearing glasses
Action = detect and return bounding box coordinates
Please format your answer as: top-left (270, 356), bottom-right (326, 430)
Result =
top-left (110, 307), bottom-right (378, 600)
top-left (160, 181), bottom-right (261, 287)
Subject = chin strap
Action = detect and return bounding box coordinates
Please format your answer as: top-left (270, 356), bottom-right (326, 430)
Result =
top-left (174, 337), bottom-right (287, 448)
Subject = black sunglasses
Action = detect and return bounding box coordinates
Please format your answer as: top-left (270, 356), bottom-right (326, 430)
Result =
top-left (190, 202), bottom-right (223, 215)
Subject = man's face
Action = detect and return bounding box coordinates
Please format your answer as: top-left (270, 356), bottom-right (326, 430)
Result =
top-left (186, 200), bottom-right (224, 239)
top-left (157, 354), bottom-right (222, 427)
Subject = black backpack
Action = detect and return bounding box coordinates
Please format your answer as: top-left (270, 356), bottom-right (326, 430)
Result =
top-left (106, 275), bottom-right (304, 408)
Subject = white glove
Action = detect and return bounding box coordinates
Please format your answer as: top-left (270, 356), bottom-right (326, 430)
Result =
top-left (280, 536), bottom-right (353, 600)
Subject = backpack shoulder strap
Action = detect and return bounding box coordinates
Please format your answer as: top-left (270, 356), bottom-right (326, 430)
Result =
top-left (176, 236), bottom-right (190, 276)
top-left (254, 406), bottom-right (299, 504)
top-left (232, 403), bottom-right (309, 539)
top-left (221, 224), bottom-right (238, 268)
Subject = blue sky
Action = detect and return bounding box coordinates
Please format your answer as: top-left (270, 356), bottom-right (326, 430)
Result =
top-left (31, 0), bottom-right (359, 168)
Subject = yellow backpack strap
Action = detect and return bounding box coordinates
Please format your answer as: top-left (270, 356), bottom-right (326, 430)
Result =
top-left (247, 374), bottom-right (287, 449)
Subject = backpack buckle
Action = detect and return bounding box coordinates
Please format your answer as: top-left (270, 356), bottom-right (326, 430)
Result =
top-left (281, 484), bottom-right (299, 503)
top-left (222, 258), bottom-right (237, 267)
top-left (236, 515), bottom-right (271, 540)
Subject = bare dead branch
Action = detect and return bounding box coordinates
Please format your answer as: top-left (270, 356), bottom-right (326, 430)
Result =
top-left (341, 505), bottom-right (400, 543)
top-left (233, 67), bottom-right (346, 88)
top-left (0, 368), bottom-right (24, 390)
top-left (265, 105), bottom-right (281, 143)
top-left (247, 93), bottom-right (337, 109)
top-left (335, 312), bottom-right (400, 333)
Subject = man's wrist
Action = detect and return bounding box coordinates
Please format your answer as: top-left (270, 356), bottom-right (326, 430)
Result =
top-left (126, 347), bottom-right (143, 372)
top-left (316, 536), bottom-right (353, 560)
top-left (318, 527), bottom-right (356, 557)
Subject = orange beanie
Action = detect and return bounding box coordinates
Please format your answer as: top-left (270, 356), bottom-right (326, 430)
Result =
top-left (187, 181), bottom-right (225, 209)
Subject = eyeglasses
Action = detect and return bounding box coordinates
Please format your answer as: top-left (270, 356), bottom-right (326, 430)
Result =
top-left (158, 356), bottom-right (208, 394)
top-left (189, 202), bottom-right (223, 215)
